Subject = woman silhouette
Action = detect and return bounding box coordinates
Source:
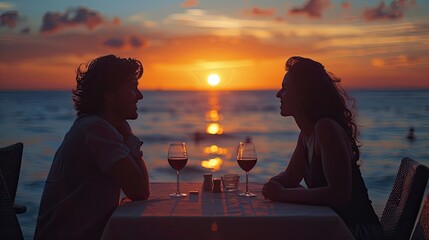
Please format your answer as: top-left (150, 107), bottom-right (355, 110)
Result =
top-left (262, 56), bottom-right (382, 240)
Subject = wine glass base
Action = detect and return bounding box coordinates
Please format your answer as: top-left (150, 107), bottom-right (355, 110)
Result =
top-left (169, 193), bottom-right (187, 198)
top-left (238, 192), bottom-right (257, 197)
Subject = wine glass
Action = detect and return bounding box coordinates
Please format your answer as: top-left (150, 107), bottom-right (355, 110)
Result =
top-left (168, 142), bottom-right (188, 197)
top-left (236, 142), bottom-right (257, 197)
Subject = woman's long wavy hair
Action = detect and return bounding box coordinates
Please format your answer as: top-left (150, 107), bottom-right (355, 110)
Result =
top-left (72, 54), bottom-right (143, 116)
top-left (286, 56), bottom-right (360, 162)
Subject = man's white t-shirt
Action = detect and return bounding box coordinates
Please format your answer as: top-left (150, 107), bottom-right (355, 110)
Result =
top-left (35, 114), bottom-right (131, 239)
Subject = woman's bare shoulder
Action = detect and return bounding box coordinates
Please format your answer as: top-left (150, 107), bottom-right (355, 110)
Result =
top-left (314, 118), bottom-right (347, 141)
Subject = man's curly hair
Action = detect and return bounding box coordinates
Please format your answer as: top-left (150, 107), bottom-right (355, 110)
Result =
top-left (72, 54), bottom-right (143, 116)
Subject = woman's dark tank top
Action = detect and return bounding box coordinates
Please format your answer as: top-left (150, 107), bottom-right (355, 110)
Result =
top-left (303, 133), bottom-right (381, 227)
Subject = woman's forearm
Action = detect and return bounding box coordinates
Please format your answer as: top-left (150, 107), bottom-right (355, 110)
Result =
top-left (280, 186), bottom-right (351, 207)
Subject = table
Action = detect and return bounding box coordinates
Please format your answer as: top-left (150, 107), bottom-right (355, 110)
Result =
top-left (101, 182), bottom-right (354, 240)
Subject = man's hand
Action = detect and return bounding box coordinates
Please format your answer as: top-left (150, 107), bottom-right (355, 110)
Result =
top-left (116, 121), bottom-right (132, 141)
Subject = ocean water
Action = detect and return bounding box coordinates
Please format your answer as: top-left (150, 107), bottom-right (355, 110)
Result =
top-left (0, 90), bottom-right (428, 239)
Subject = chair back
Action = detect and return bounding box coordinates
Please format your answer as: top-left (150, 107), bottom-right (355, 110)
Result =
top-left (380, 157), bottom-right (429, 240)
top-left (0, 170), bottom-right (24, 240)
top-left (411, 193), bottom-right (429, 240)
top-left (0, 142), bottom-right (24, 204)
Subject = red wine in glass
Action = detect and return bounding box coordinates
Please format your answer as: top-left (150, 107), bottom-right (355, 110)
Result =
top-left (236, 142), bottom-right (257, 197)
top-left (168, 142), bottom-right (188, 197)
top-left (168, 158), bottom-right (187, 171)
top-left (237, 159), bottom-right (257, 172)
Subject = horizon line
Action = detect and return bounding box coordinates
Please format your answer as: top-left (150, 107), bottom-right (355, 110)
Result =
top-left (1, 87), bottom-right (429, 92)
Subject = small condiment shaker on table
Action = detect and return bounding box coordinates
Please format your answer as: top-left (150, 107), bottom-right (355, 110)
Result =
top-left (202, 173), bottom-right (213, 191)
top-left (212, 178), bottom-right (222, 193)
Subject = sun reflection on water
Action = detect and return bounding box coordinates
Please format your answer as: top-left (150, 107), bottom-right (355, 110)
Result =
top-left (201, 157), bottom-right (223, 172)
top-left (204, 145), bottom-right (228, 155)
top-left (206, 123), bottom-right (224, 135)
top-left (205, 110), bottom-right (223, 121)
top-left (199, 91), bottom-right (230, 172)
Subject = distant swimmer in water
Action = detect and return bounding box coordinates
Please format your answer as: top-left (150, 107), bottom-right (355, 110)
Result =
top-left (193, 131), bottom-right (204, 143)
top-left (407, 127), bottom-right (415, 141)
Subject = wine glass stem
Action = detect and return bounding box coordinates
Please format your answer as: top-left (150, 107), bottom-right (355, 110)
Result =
top-left (176, 170), bottom-right (180, 194)
top-left (245, 171), bottom-right (249, 193)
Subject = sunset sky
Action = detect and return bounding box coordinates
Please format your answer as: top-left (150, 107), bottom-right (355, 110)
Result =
top-left (0, 0), bottom-right (428, 90)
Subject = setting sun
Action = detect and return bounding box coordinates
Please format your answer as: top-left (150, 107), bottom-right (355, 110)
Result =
top-left (207, 74), bottom-right (221, 86)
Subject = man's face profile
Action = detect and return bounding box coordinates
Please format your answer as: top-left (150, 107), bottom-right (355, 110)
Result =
top-left (107, 78), bottom-right (143, 120)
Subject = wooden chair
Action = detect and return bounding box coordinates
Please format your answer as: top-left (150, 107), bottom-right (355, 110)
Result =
top-left (0, 170), bottom-right (24, 240)
top-left (411, 193), bottom-right (429, 240)
top-left (0, 142), bottom-right (26, 214)
top-left (380, 157), bottom-right (429, 240)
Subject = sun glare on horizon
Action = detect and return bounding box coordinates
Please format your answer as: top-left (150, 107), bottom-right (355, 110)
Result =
top-left (207, 74), bottom-right (221, 86)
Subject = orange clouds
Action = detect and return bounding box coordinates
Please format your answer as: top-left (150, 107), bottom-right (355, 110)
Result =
top-left (1, 2), bottom-right (428, 91)
top-left (341, 1), bottom-right (351, 9)
top-left (181, 0), bottom-right (199, 8)
top-left (0, 34), bottom-right (427, 91)
top-left (371, 55), bottom-right (426, 69)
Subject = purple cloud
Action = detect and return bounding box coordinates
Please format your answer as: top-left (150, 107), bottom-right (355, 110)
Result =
top-left (40, 7), bottom-right (104, 33)
top-left (20, 26), bottom-right (30, 34)
top-left (289, 0), bottom-right (330, 18)
top-left (1, 10), bottom-right (19, 28)
top-left (103, 38), bottom-right (125, 48)
top-left (363, 0), bottom-right (416, 21)
top-left (103, 36), bottom-right (146, 49)
top-left (130, 36), bottom-right (145, 48)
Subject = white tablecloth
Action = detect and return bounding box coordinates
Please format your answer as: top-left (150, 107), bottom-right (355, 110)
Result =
top-left (101, 182), bottom-right (354, 240)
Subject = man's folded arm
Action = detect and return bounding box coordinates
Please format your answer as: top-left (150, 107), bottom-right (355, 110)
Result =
top-left (105, 155), bottom-right (150, 200)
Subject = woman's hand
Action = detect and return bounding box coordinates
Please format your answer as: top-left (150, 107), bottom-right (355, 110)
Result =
top-left (268, 173), bottom-right (285, 184)
top-left (262, 181), bottom-right (286, 202)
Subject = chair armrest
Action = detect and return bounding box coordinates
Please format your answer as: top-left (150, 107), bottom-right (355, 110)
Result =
top-left (14, 204), bottom-right (26, 214)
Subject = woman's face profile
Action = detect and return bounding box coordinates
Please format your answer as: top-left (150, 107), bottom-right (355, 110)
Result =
top-left (276, 72), bottom-right (300, 117)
